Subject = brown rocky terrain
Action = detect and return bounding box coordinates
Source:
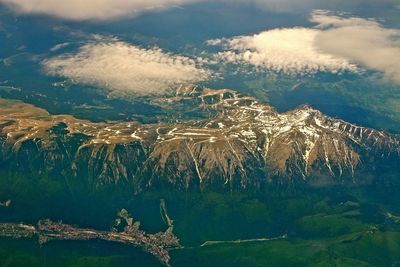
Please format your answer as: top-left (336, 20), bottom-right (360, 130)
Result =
top-left (1, 87), bottom-right (399, 192)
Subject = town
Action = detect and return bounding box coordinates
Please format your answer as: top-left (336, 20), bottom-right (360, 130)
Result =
top-left (0, 202), bottom-right (180, 266)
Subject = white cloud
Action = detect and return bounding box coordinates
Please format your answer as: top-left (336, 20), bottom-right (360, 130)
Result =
top-left (0, 0), bottom-right (195, 20)
top-left (208, 10), bottom-right (400, 83)
top-left (311, 10), bottom-right (400, 84)
top-left (43, 41), bottom-right (211, 95)
top-left (50, 42), bottom-right (70, 52)
top-left (208, 28), bottom-right (358, 75)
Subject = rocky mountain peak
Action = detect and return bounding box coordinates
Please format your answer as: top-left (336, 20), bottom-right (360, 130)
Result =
top-left (0, 87), bottom-right (399, 191)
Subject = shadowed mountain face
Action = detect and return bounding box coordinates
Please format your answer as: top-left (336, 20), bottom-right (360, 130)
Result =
top-left (1, 86), bottom-right (399, 192)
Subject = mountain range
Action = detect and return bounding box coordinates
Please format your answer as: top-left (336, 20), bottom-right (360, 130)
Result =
top-left (1, 86), bottom-right (399, 192)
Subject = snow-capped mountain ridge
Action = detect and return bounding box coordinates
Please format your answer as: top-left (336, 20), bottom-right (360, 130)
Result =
top-left (0, 87), bottom-right (399, 191)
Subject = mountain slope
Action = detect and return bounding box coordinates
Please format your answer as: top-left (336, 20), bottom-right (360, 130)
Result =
top-left (0, 87), bottom-right (399, 192)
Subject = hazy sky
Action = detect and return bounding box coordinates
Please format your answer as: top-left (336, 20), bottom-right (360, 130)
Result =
top-left (1, 1), bottom-right (398, 94)
top-left (40, 9), bottom-right (400, 95)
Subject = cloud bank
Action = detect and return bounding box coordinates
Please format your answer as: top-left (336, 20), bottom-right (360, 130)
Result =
top-left (245, 0), bottom-right (400, 13)
top-left (2, 0), bottom-right (399, 20)
top-left (43, 41), bottom-right (210, 95)
top-left (209, 10), bottom-right (400, 83)
top-left (311, 10), bottom-right (400, 84)
top-left (0, 0), bottom-right (194, 20)
top-left (208, 28), bottom-right (357, 75)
